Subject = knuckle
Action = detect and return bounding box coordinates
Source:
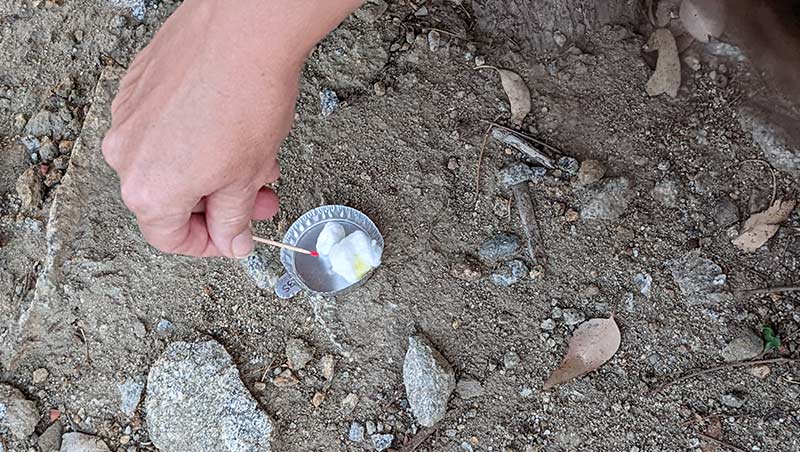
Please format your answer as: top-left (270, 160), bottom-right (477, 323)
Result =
top-left (120, 179), bottom-right (155, 214)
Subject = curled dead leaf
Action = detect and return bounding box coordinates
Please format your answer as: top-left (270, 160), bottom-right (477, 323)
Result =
top-left (732, 199), bottom-right (796, 252)
top-left (543, 317), bottom-right (621, 389)
top-left (477, 66), bottom-right (531, 127)
top-left (680, 0), bottom-right (726, 43)
top-left (644, 29), bottom-right (681, 98)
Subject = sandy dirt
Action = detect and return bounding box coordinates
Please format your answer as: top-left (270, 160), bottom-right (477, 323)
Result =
top-left (1, 1), bottom-right (799, 451)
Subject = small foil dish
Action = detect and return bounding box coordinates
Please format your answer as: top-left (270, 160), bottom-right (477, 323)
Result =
top-left (275, 205), bottom-right (384, 299)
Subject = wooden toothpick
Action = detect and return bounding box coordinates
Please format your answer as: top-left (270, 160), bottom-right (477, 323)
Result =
top-left (252, 236), bottom-right (318, 256)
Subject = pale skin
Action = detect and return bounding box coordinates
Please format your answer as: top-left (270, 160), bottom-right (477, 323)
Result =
top-left (102, 0), bottom-right (364, 258)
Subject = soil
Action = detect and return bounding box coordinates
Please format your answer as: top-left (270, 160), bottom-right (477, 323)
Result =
top-left (2, 1), bottom-right (800, 452)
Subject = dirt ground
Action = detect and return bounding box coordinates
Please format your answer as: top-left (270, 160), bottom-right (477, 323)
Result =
top-left (2, 0), bottom-right (800, 451)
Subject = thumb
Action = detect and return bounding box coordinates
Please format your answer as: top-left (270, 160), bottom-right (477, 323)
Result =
top-left (204, 185), bottom-right (258, 258)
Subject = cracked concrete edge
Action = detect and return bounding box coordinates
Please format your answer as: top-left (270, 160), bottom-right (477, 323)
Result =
top-left (3, 66), bottom-right (124, 370)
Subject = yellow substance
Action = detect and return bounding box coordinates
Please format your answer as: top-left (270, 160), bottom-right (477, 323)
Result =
top-left (353, 256), bottom-right (372, 280)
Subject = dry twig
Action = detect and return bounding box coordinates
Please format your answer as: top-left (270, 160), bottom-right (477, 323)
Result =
top-left (400, 427), bottom-right (438, 452)
top-left (475, 115), bottom-right (502, 195)
top-left (650, 358), bottom-right (799, 395)
top-left (697, 433), bottom-right (748, 452)
top-left (736, 285), bottom-right (800, 296)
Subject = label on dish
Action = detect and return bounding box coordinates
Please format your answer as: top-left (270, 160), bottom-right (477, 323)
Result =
top-left (275, 273), bottom-right (302, 299)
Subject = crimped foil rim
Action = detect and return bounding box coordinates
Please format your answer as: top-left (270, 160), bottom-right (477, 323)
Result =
top-left (280, 205), bottom-right (384, 296)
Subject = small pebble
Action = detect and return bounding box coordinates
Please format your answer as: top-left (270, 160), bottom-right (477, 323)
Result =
top-left (319, 89), bottom-right (339, 116)
top-left (32, 368), bottom-right (49, 384)
top-left (553, 30), bottom-right (567, 47)
top-left (503, 351), bottom-right (520, 369)
top-left (634, 273), bottom-right (652, 298)
top-left (577, 160), bottom-right (606, 186)
top-left (372, 433), bottom-right (394, 451)
top-left (349, 422), bottom-right (365, 442)
top-left (490, 259), bottom-right (528, 287)
top-left (540, 319), bottom-right (556, 331)
top-left (474, 55), bottom-right (485, 66)
top-left (721, 392), bottom-right (746, 408)
top-left (366, 420), bottom-right (377, 435)
top-left (564, 209), bottom-right (580, 222)
top-left (427, 30), bottom-right (441, 52)
top-left (562, 309), bottom-right (585, 326)
top-left (447, 157), bottom-right (459, 170)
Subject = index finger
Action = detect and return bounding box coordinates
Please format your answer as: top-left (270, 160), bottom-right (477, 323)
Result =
top-left (137, 210), bottom-right (224, 257)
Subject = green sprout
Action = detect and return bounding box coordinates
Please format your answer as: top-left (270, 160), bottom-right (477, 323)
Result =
top-left (762, 326), bottom-right (781, 352)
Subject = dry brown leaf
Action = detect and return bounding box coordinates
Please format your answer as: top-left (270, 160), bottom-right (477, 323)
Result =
top-left (700, 416), bottom-right (722, 452)
top-left (733, 199), bottom-right (796, 252)
top-left (680, 0), bottom-right (726, 43)
top-left (478, 66), bottom-right (531, 127)
top-left (644, 29), bottom-right (681, 98)
top-left (543, 317), bottom-right (621, 389)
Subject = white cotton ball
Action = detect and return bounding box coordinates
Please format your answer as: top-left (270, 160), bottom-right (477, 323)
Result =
top-left (328, 230), bottom-right (383, 284)
top-left (316, 222), bottom-right (346, 256)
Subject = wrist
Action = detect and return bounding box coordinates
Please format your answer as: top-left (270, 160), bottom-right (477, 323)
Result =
top-left (214, 0), bottom-right (364, 68)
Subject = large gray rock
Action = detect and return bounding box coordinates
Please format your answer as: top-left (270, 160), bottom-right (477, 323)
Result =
top-left (403, 336), bottom-right (456, 427)
top-left (0, 383), bottom-right (38, 439)
top-left (146, 340), bottom-right (274, 452)
top-left (59, 432), bottom-right (111, 452)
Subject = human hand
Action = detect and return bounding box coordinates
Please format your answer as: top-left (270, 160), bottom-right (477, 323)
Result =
top-left (103, 0), bottom-right (363, 257)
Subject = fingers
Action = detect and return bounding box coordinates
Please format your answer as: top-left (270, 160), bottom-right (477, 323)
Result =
top-left (252, 186), bottom-right (280, 220)
top-left (204, 185), bottom-right (259, 258)
top-left (190, 187), bottom-right (278, 220)
top-left (137, 210), bottom-right (223, 257)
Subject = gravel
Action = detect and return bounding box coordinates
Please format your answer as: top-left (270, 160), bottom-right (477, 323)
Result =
top-left (0, 383), bottom-right (38, 439)
top-left (650, 179), bottom-right (679, 207)
top-left (455, 379), bottom-right (484, 399)
top-left (721, 331), bottom-right (764, 362)
top-left (59, 432), bottom-right (111, 452)
top-left (403, 335), bottom-right (456, 427)
top-left (668, 251), bottom-right (729, 305)
top-left (478, 233), bottom-right (521, 263)
top-left (580, 177), bottom-right (630, 220)
top-left (285, 338), bottom-right (314, 370)
top-left (490, 259), bottom-right (528, 287)
top-left (145, 340), bottom-right (274, 452)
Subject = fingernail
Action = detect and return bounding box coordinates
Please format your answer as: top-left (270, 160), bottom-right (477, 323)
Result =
top-left (231, 230), bottom-right (254, 258)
